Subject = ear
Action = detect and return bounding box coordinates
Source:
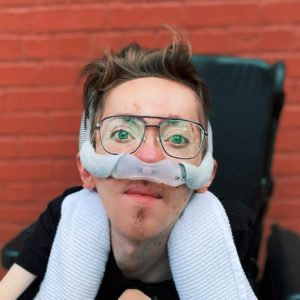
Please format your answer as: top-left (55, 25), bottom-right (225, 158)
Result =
top-left (197, 159), bottom-right (217, 193)
top-left (76, 152), bottom-right (96, 190)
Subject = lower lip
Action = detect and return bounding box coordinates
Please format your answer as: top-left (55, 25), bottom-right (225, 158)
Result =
top-left (123, 193), bottom-right (161, 204)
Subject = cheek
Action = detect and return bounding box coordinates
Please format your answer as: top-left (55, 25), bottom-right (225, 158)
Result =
top-left (190, 152), bottom-right (203, 167)
top-left (94, 179), bottom-right (121, 212)
top-left (163, 186), bottom-right (193, 218)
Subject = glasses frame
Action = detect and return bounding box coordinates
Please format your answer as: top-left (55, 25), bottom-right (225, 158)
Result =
top-left (93, 115), bottom-right (208, 160)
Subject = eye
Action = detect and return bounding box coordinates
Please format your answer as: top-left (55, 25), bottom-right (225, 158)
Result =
top-left (168, 134), bottom-right (188, 146)
top-left (111, 129), bottom-right (133, 142)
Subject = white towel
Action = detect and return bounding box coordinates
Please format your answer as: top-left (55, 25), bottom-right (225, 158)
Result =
top-left (35, 189), bottom-right (257, 300)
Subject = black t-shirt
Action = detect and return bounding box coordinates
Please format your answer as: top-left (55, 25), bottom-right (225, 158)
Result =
top-left (16, 186), bottom-right (253, 299)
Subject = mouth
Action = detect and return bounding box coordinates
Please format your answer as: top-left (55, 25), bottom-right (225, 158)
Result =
top-left (124, 184), bottom-right (163, 202)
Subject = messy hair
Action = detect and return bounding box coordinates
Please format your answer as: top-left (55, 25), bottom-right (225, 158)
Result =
top-left (81, 39), bottom-right (210, 134)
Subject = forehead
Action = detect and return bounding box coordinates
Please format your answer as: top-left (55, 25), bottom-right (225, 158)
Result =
top-left (101, 77), bottom-right (204, 124)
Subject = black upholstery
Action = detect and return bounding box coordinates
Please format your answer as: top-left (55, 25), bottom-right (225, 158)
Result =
top-left (192, 56), bottom-right (285, 286)
top-left (260, 225), bottom-right (300, 300)
top-left (192, 56), bottom-right (284, 216)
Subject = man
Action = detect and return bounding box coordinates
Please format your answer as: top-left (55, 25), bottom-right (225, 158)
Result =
top-left (0, 39), bottom-right (256, 299)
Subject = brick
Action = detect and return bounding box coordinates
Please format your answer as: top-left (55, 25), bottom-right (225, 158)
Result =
top-left (188, 31), bottom-right (228, 54)
top-left (0, 179), bottom-right (80, 207)
top-left (32, 6), bottom-right (105, 33)
top-left (0, 38), bottom-right (23, 60)
top-left (0, 10), bottom-right (33, 33)
top-left (0, 204), bottom-right (43, 223)
top-left (273, 153), bottom-right (300, 175)
top-left (54, 35), bottom-right (90, 58)
top-left (273, 177), bottom-right (300, 197)
top-left (0, 0), bottom-right (34, 6)
top-left (0, 160), bottom-right (54, 181)
top-left (18, 136), bottom-right (78, 158)
top-left (284, 56), bottom-right (300, 78)
top-left (36, 63), bottom-right (81, 86)
top-left (284, 79), bottom-right (300, 103)
top-left (268, 198), bottom-right (300, 218)
top-left (0, 92), bottom-right (7, 109)
top-left (22, 35), bottom-right (90, 59)
top-left (31, 179), bottom-right (81, 203)
top-left (226, 28), bottom-right (260, 53)
top-left (295, 29), bottom-right (300, 50)
top-left (259, 29), bottom-right (296, 52)
top-left (0, 64), bottom-right (37, 86)
top-left (0, 113), bottom-right (81, 135)
top-left (48, 113), bottom-right (81, 134)
top-left (53, 159), bottom-right (79, 180)
top-left (21, 36), bottom-right (56, 59)
top-left (32, 180), bottom-right (70, 202)
top-left (5, 88), bottom-right (81, 111)
top-left (183, 3), bottom-right (259, 27)
top-left (261, 2), bottom-right (300, 25)
top-left (0, 138), bottom-right (18, 158)
top-left (103, 0), bottom-right (153, 3)
top-left (279, 105), bottom-right (300, 129)
top-left (275, 129), bottom-right (300, 152)
top-left (0, 114), bottom-right (50, 134)
top-left (107, 4), bottom-right (183, 29)
top-left (90, 31), bottom-right (162, 56)
top-left (0, 182), bottom-right (34, 202)
top-left (0, 63), bottom-right (79, 87)
top-left (36, 0), bottom-right (93, 3)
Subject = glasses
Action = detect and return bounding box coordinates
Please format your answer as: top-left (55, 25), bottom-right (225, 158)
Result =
top-left (93, 115), bottom-right (207, 159)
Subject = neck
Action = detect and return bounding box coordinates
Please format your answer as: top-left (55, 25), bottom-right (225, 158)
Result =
top-left (111, 229), bottom-right (172, 283)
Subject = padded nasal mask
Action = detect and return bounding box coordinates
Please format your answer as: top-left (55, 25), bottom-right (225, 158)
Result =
top-left (79, 116), bottom-right (214, 190)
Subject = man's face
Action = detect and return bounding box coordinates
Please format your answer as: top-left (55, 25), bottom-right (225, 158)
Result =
top-left (93, 77), bottom-right (205, 242)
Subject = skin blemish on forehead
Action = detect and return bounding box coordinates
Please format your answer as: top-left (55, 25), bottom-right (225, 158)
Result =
top-left (133, 102), bottom-right (141, 112)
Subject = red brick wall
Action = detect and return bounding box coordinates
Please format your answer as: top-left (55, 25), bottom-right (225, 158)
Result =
top-left (1, 0), bottom-right (300, 278)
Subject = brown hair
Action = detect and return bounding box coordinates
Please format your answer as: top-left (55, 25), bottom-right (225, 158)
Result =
top-left (81, 40), bottom-right (210, 134)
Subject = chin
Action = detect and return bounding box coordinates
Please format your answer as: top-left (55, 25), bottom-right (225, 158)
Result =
top-left (127, 212), bottom-right (157, 241)
top-left (123, 215), bottom-right (172, 243)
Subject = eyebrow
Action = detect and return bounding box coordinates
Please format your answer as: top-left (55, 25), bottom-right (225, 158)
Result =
top-left (163, 119), bottom-right (182, 126)
top-left (167, 114), bottom-right (181, 119)
top-left (120, 116), bottom-right (139, 125)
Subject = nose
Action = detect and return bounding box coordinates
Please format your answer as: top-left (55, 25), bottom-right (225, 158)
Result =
top-left (134, 127), bottom-right (165, 163)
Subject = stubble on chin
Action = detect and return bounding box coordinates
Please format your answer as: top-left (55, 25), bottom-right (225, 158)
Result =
top-left (129, 207), bottom-right (148, 241)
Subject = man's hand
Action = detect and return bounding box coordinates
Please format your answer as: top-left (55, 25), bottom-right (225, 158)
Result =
top-left (118, 289), bottom-right (151, 300)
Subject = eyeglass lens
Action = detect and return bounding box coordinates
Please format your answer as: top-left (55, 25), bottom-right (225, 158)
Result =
top-left (99, 116), bottom-right (204, 159)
